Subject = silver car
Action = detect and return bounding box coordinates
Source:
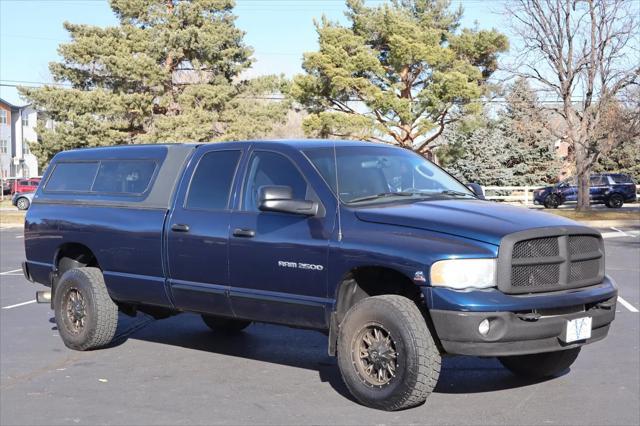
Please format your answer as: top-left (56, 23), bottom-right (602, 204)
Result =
top-left (11, 192), bottom-right (35, 210)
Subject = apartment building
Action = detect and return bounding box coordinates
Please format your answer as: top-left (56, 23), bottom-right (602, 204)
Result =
top-left (0, 98), bottom-right (39, 179)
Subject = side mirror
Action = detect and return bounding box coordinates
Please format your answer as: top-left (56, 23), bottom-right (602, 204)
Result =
top-left (466, 183), bottom-right (485, 200)
top-left (258, 185), bottom-right (319, 216)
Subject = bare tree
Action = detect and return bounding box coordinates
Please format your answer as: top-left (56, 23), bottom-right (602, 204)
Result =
top-left (508, 0), bottom-right (639, 210)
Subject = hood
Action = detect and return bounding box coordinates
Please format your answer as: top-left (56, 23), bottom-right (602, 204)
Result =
top-left (354, 199), bottom-right (579, 246)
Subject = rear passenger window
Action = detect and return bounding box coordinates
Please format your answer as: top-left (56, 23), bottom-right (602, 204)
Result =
top-left (610, 175), bottom-right (633, 184)
top-left (590, 176), bottom-right (605, 186)
top-left (45, 162), bottom-right (99, 192)
top-left (92, 160), bottom-right (156, 194)
top-left (186, 150), bottom-right (241, 210)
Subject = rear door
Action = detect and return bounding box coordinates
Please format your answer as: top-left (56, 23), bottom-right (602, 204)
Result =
top-left (166, 147), bottom-right (244, 316)
top-left (589, 175), bottom-right (607, 203)
top-left (17, 179), bottom-right (30, 192)
top-left (561, 177), bottom-right (577, 202)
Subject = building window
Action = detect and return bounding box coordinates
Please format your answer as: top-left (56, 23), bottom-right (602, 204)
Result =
top-left (22, 140), bottom-right (30, 155)
top-left (22, 115), bottom-right (29, 127)
top-left (0, 110), bottom-right (7, 125)
top-left (0, 139), bottom-right (8, 154)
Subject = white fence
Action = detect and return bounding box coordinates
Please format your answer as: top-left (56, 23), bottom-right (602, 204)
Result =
top-left (482, 185), bottom-right (640, 206)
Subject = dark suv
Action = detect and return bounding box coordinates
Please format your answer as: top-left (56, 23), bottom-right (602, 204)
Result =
top-left (535, 173), bottom-right (637, 208)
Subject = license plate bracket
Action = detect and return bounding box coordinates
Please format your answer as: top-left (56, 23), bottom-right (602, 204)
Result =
top-left (561, 317), bottom-right (592, 343)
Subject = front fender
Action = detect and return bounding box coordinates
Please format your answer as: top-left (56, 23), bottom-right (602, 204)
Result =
top-left (327, 216), bottom-right (499, 301)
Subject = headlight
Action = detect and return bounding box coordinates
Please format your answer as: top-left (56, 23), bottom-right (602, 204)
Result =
top-left (430, 258), bottom-right (497, 289)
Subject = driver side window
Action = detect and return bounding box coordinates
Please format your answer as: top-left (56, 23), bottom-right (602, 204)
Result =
top-left (243, 151), bottom-right (309, 211)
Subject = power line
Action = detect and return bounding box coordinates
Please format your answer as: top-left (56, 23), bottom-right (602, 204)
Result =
top-left (1, 80), bottom-right (596, 105)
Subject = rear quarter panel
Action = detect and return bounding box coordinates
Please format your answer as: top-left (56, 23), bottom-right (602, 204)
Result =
top-left (25, 203), bottom-right (170, 306)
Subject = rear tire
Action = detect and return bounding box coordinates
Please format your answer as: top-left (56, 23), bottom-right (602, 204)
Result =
top-left (606, 193), bottom-right (624, 208)
top-left (201, 315), bottom-right (251, 333)
top-left (544, 194), bottom-right (560, 209)
top-left (499, 347), bottom-right (581, 379)
top-left (337, 295), bottom-right (441, 411)
top-left (16, 197), bottom-right (30, 210)
top-left (53, 267), bottom-right (118, 351)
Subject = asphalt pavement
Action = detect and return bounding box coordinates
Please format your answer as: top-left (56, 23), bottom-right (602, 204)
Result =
top-left (1, 226), bottom-right (639, 425)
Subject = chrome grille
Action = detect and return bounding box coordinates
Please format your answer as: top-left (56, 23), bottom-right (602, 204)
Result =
top-left (498, 229), bottom-right (604, 294)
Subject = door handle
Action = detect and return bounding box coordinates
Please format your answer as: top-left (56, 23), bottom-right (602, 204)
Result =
top-left (171, 224), bottom-right (190, 233)
top-left (233, 228), bottom-right (255, 238)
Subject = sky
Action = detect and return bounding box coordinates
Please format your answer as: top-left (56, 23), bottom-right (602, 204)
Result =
top-left (0, 0), bottom-right (510, 106)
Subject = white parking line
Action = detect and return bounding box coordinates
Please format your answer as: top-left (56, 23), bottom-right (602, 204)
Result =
top-left (2, 300), bottom-right (36, 310)
top-left (610, 227), bottom-right (631, 237)
top-left (618, 296), bottom-right (639, 313)
top-left (0, 269), bottom-right (22, 275)
top-left (601, 231), bottom-right (639, 239)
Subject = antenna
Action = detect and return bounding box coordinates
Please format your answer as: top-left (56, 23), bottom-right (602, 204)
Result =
top-left (333, 140), bottom-right (343, 242)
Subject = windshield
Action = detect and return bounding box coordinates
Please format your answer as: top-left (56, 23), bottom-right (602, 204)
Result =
top-left (304, 145), bottom-right (475, 204)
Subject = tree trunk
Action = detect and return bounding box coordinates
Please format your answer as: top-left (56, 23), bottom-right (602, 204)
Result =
top-left (575, 143), bottom-right (591, 211)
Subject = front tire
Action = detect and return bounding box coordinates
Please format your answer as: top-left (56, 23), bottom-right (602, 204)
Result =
top-left (16, 197), bottom-right (30, 210)
top-left (201, 315), bottom-right (251, 333)
top-left (499, 347), bottom-right (581, 379)
top-left (53, 267), bottom-right (118, 351)
top-left (337, 295), bottom-right (441, 411)
top-left (544, 194), bottom-right (560, 209)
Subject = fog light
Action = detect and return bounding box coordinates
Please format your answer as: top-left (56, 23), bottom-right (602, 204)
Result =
top-left (478, 319), bottom-right (491, 336)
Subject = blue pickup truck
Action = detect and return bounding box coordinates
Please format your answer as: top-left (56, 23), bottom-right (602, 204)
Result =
top-left (22, 140), bottom-right (617, 411)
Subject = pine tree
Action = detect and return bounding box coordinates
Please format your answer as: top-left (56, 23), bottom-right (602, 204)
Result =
top-left (291, 0), bottom-right (508, 157)
top-left (500, 79), bottom-right (561, 185)
top-left (440, 80), bottom-right (560, 186)
top-left (20, 0), bottom-right (290, 166)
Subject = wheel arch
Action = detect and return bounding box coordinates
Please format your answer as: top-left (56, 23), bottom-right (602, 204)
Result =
top-left (47, 242), bottom-right (102, 310)
top-left (53, 242), bottom-right (101, 273)
top-left (328, 265), bottom-right (440, 356)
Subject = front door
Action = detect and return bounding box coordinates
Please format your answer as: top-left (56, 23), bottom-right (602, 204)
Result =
top-left (228, 150), bottom-right (333, 329)
top-left (166, 148), bottom-right (243, 316)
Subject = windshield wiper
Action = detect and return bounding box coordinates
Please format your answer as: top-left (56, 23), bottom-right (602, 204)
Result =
top-left (438, 190), bottom-right (475, 198)
top-left (347, 191), bottom-right (417, 203)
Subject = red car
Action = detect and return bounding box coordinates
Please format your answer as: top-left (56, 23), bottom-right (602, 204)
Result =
top-left (3, 178), bottom-right (42, 195)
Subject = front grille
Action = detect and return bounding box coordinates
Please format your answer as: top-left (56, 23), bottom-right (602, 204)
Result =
top-left (512, 264), bottom-right (560, 288)
top-left (569, 235), bottom-right (600, 254)
top-left (498, 228), bottom-right (604, 294)
top-left (513, 237), bottom-right (559, 258)
top-left (569, 258), bottom-right (600, 282)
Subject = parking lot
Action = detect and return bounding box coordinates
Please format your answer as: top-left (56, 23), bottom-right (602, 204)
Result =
top-left (1, 225), bottom-right (638, 425)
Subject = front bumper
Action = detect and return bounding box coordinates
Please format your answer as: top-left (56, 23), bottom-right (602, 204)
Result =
top-left (425, 276), bottom-right (618, 357)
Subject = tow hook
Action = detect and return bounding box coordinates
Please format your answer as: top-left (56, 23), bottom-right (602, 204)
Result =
top-left (517, 312), bottom-right (541, 322)
top-left (596, 298), bottom-right (616, 310)
top-left (36, 291), bottom-right (51, 304)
